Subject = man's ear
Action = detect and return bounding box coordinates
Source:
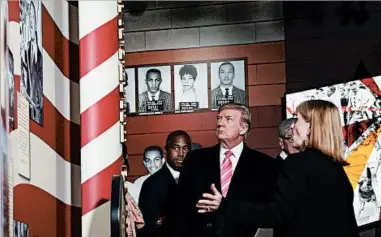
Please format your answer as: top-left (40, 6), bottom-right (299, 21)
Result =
top-left (279, 138), bottom-right (284, 150)
top-left (239, 124), bottom-right (249, 136)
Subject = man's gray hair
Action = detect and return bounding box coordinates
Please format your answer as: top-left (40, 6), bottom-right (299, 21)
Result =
top-left (278, 118), bottom-right (296, 138)
top-left (218, 103), bottom-right (251, 139)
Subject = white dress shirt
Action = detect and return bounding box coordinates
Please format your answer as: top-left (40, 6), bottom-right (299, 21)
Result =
top-left (181, 89), bottom-right (198, 102)
top-left (279, 150), bottom-right (288, 160)
top-left (166, 162), bottom-right (180, 183)
top-left (220, 85), bottom-right (233, 96)
top-left (219, 142), bottom-right (244, 174)
top-left (147, 91), bottom-right (160, 101)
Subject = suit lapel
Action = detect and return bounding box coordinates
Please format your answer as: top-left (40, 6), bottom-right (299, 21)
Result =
top-left (158, 90), bottom-right (164, 101)
top-left (210, 144), bottom-right (222, 192)
top-left (162, 163), bottom-right (176, 185)
top-left (144, 91), bottom-right (149, 102)
top-left (217, 87), bottom-right (223, 98)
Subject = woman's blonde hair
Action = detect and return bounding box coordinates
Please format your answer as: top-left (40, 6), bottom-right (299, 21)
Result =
top-left (296, 100), bottom-right (348, 165)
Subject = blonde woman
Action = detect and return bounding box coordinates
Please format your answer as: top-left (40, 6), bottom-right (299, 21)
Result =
top-left (197, 100), bottom-right (359, 237)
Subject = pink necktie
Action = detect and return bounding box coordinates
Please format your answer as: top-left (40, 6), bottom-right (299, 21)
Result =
top-left (221, 151), bottom-right (233, 197)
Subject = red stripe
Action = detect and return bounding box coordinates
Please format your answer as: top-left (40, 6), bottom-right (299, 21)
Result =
top-left (42, 5), bottom-right (79, 83)
top-left (81, 157), bottom-right (122, 215)
top-left (361, 77), bottom-right (381, 96)
top-left (8, 1), bottom-right (20, 22)
top-left (79, 16), bottom-right (118, 79)
top-left (14, 184), bottom-right (81, 237)
top-left (12, 76), bottom-right (80, 165)
top-left (80, 86), bottom-right (120, 147)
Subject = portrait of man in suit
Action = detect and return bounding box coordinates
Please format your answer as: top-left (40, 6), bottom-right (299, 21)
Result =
top-left (20, 0), bottom-right (43, 125)
top-left (128, 146), bottom-right (164, 203)
top-left (138, 67), bottom-right (171, 113)
top-left (173, 103), bottom-right (278, 237)
top-left (123, 68), bottom-right (136, 113)
top-left (138, 130), bottom-right (192, 237)
top-left (211, 61), bottom-right (246, 109)
top-left (7, 48), bottom-right (15, 129)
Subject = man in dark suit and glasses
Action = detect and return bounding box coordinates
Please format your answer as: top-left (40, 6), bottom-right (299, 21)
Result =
top-left (139, 69), bottom-right (171, 113)
top-left (138, 130), bottom-right (192, 237)
top-left (276, 118), bottom-right (299, 163)
top-left (172, 103), bottom-right (278, 237)
top-left (211, 62), bottom-right (246, 108)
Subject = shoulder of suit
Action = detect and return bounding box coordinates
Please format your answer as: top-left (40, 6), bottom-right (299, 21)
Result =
top-left (186, 145), bottom-right (218, 162)
top-left (244, 146), bottom-right (276, 164)
top-left (138, 92), bottom-right (146, 99)
top-left (233, 86), bottom-right (245, 94)
top-left (284, 149), bottom-right (322, 166)
top-left (161, 90), bottom-right (171, 96)
top-left (143, 168), bottom-right (169, 188)
top-left (211, 87), bottom-right (219, 94)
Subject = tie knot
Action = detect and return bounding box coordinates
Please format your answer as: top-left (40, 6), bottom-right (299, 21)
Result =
top-left (224, 150), bottom-right (233, 157)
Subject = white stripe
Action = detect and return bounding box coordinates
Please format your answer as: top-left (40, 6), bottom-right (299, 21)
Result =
top-left (42, 0), bottom-right (78, 45)
top-left (43, 49), bottom-right (80, 124)
top-left (80, 52), bottom-right (119, 113)
top-left (82, 201), bottom-right (110, 237)
top-left (78, 1), bottom-right (117, 40)
top-left (9, 130), bottom-right (81, 207)
top-left (221, 172), bottom-right (231, 181)
top-left (8, 22), bottom-right (21, 75)
top-left (373, 75), bottom-right (381, 91)
top-left (221, 182), bottom-right (230, 191)
top-left (81, 122), bottom-right (121, 183)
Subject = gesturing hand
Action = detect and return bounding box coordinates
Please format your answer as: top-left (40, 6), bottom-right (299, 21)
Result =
top-left (196, 183), bottom-right (222, 213)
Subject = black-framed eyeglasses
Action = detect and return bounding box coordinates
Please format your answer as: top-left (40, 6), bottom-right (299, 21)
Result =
top-left (281, 136), bottom-right (293, 141)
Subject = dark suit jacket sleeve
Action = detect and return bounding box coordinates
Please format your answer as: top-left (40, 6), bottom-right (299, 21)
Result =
top-left (171, 151), bottom-right (197, 237)
top-left (138, 179), bottom-right (161, 237)
top-left (221, 153), bottom-right (308, 228)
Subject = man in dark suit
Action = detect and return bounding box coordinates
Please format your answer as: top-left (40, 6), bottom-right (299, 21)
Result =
top-left (173, 103), bottom-right (278, 237)
top-left (139, 69), bottom-right (171, 113)
top-left (211, 62), bottom-right (246, 108)
top-left (138, 130), bottom-right (192, 237)
top-left (275, 118), bottom-right (298, 163)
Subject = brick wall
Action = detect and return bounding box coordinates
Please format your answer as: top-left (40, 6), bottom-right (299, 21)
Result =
top-left (124, 1), bottom-right (283, 52)
top-left (123, 1), bottom-right (286, 181)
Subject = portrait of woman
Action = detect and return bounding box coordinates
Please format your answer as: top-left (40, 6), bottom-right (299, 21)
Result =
top-left (174, 63), bottom-right (208, 111)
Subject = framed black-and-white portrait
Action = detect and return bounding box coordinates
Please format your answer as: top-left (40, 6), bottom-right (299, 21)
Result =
top-left (174, 63), bottom-right (208, 112)
top-left (14, 220), bottom-right (29, 237)
top-left (137, 66), bottom-right (172, 115)
top-left (7, 48), bottom-right (15, 129)
top-left (210, 60), bottom-right (246, 110)
top-left (20, 0), bottom-right (43, 126)
top-left (124, 68), bottom-right (136, 114)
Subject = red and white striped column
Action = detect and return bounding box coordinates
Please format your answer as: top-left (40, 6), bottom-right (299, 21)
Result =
top-left (79, 2), bottom-right (122, 236)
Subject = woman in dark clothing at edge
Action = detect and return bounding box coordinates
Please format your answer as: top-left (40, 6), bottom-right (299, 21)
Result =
top-left (197, 99), bottom-right (360, 237)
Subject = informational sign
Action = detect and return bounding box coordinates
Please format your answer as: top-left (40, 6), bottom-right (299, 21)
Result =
top-left (17, 93), bottom-right (30, 180)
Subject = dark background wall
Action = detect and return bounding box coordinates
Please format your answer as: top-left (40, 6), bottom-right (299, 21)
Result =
top-left (284, 1), bottom-right (381, 93)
